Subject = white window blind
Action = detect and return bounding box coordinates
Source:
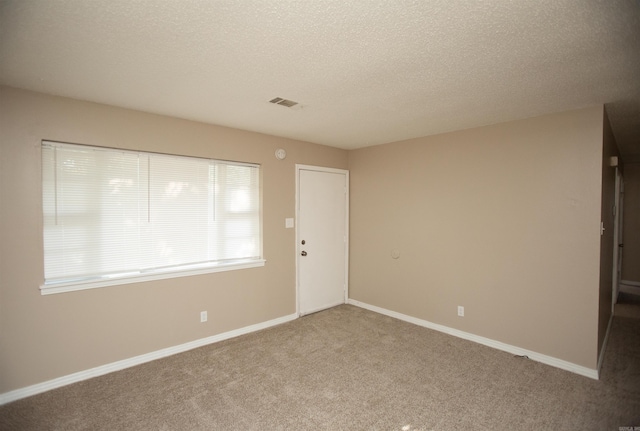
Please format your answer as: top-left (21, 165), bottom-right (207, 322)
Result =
top-left (41, 141), bottom-right (262, 293)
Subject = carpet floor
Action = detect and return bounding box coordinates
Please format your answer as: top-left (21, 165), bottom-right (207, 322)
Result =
top-left (1, 298), bottom-right (639, 430)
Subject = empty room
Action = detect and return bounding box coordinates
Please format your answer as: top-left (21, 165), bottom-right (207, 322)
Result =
top-left (1, 1), bottom-right (639, 430)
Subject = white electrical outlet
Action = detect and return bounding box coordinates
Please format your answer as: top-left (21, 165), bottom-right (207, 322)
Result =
top-left (457, 306), bottom-right (464, 317)
top-left (200, 311), bottom-right (207, 323)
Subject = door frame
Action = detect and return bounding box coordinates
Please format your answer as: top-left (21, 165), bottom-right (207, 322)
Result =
top-left (295, 164), bottom-right (349, 316)
top-left (612, 167), bottom-right (624, 308)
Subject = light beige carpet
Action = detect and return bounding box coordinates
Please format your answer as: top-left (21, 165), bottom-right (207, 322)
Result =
top-left (1, 301), bottom-right (639, 430)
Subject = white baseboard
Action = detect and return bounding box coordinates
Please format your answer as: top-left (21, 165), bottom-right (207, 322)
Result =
top-left (0, 312), bottom-right (298, 406)
top-left (348, 299), bottom-right (599, 380)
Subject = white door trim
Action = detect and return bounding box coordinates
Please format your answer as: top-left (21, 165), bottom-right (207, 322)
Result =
top-left (295, 164), bottom-right (349, 316)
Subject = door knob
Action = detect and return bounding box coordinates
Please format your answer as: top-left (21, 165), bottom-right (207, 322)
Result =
top-left (301, 251), bottom-right (307, 256)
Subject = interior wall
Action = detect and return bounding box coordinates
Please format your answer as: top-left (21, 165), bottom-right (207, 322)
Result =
top-left (621, 162), bottom-right (640, 283)
top-left (348, 107), bottom-right (604, 369)
top-left (598, 109), bottom-right (618, 355)
top-left (0, 86), bottom-right (348, 394)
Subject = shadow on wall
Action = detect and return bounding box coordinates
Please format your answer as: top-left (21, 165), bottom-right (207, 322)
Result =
top-left (616, 285), bottom-right (640, 319)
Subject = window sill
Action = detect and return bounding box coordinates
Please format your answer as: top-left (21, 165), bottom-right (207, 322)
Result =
top-left (40, 259), bottom-right (266, 295)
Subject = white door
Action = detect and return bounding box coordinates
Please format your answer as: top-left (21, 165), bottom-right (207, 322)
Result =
top-left (296, 165), bottom-right (348, 316)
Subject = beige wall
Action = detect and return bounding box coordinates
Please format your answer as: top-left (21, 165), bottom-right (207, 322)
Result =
top-left (621, 163), bottom-right (640, 282)
top-left (598, 109), bottom-right (618, 355)
top-left (0, 86), bottom-right (348, 393)
top-left (0, 85), bottom-right (612, 394)
top-left (348, 107), bottom-right (605, 369)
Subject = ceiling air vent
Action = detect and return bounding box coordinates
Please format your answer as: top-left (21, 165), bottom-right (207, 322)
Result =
top-left (269, 97), bottom-right (298, 108)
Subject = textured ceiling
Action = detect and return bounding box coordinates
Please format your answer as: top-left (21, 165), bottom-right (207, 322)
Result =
top-left (1, 0), bottom-right (639, 157)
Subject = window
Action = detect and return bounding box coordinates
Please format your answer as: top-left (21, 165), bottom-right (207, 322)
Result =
top-left (41, 141), bottom-right (263, 294)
